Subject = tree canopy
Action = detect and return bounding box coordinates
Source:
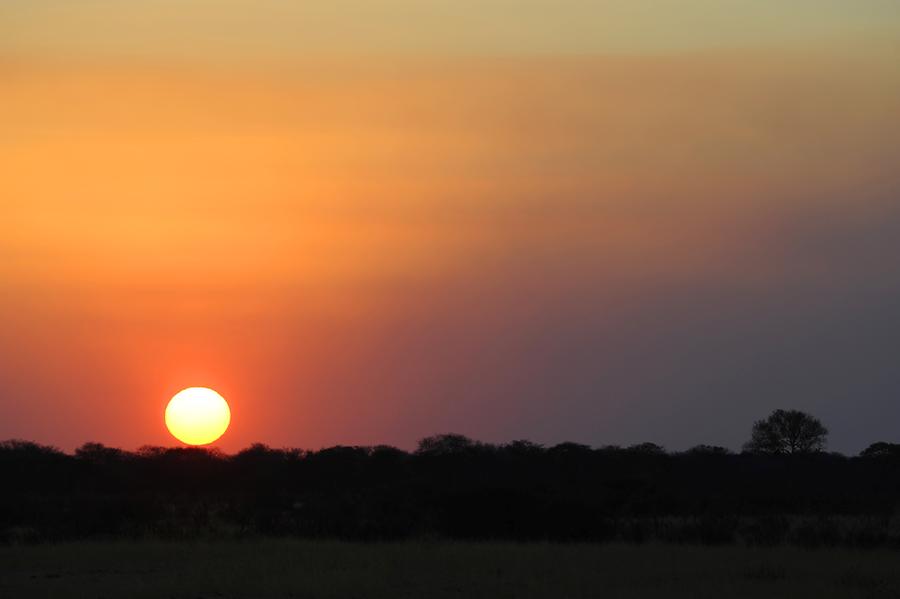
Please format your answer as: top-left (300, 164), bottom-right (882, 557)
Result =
top-left (744, 409), bottom-right (828, 455)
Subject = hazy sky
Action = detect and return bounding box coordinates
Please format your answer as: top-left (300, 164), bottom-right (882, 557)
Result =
top-left (1, 2), bottom-right (900, 453)
top-left (4, 1), bottom-right (900, 57)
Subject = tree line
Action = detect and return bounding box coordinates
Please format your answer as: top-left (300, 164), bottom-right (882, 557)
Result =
top-left (2, 409), bottom-right (900, 546)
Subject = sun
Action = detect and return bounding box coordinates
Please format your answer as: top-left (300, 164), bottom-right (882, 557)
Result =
top-left (165, 387), bottom-right (231, 446)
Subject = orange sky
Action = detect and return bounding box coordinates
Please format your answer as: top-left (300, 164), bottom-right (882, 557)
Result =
top-left (2, 5), bottom-right (900, 452)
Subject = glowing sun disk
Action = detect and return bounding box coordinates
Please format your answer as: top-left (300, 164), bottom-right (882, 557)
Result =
top-left (165, 387), bottom-right (231, 446)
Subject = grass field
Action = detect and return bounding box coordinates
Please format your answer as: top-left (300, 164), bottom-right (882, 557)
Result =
top-left (3, 540), bottom-right (900, 598)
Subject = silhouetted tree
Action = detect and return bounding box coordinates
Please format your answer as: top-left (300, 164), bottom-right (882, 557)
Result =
top-left (744, 409), bottom-right (828, 455)
top-left (547, 442), bottom-right (592, 456)
top-left (861, 442), bottom-right (900, 458)
top-left (416, 434), bottom-right (478, 455)
top-left (0, 439), bottom-right (64, 456)
top-left (627, 442), bottom-right (666, 455)
top-left (75, 442), bottom-right (128, 464)
top-left (503, 440), bottom-right (544, 456)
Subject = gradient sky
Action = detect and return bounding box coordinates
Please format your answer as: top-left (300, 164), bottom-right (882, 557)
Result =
top-left (2, 2), bottom-right (900, 453)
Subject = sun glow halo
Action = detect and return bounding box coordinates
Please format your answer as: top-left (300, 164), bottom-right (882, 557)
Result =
top-left (165, 387), bottom-right (231, 446)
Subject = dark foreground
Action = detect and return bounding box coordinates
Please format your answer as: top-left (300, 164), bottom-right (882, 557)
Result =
top-left (3, 541), bottom-right (900, 599)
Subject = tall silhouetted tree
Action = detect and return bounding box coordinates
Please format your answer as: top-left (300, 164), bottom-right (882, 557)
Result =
top-left (744, 409), bottom-right (828, 455)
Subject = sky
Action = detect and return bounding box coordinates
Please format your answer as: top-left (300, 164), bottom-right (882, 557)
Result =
top-left (1, 2), bottom-right (900, 454)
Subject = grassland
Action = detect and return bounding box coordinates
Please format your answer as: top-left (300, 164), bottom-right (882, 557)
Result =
top-left (3, 540), bottom-right (900, 598)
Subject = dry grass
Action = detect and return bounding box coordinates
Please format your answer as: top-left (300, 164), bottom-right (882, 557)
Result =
top-left (2, 540), bottom-right (900, 598)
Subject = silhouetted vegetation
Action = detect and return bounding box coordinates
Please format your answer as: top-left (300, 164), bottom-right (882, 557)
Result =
top-left (744, 410), bottom-right (829, 455)
top-left (3, 423), bottom-right (900, 546)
